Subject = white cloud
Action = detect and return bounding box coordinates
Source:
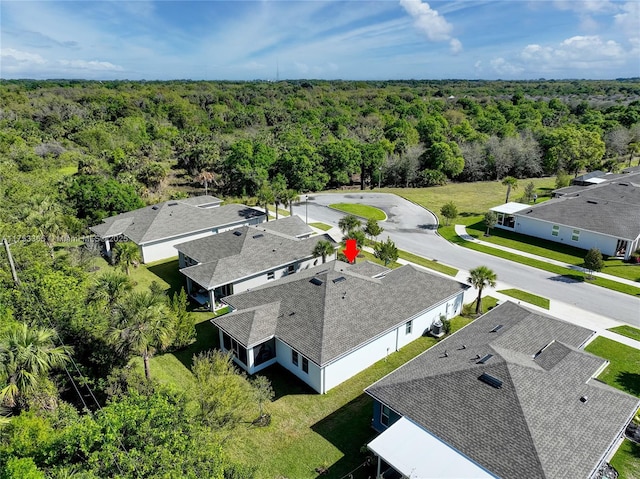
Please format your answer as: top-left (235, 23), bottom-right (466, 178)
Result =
top-left (490, 57), bottom-right (524, 76)
top-left (449, 38), bottom-right (462, 54)
top-left (522, 36), bottom-right (625, 68)
top-left (399, 0), bottom-right (462, 49)
top-left (57, 59), bottom-right (123, 71)
top-left (552, 0), bottom-right (616, 14)
top-left (614, 2), bottom-right (640, 36)
top-left (1, 48), bottom-right (46, 65)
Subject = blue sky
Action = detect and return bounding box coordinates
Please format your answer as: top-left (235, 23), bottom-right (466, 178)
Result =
top-left (1, 1), bottom-right (638, 80)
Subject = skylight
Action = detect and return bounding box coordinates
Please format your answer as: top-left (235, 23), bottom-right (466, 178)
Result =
top-left (252, 234), bottom-right (264, 239)
top-left (478, 373), bottom-right (502, 389)
top-left (332, 276), bottom-right (346, 284)
top-left (490, 325), bottom-right (503, 333)
top-left (477, 354), bottom-right (493, 364)
top-left (233, 231), bottom-right (242, 236)
top-left (310, 277), bottom-right (324, 286)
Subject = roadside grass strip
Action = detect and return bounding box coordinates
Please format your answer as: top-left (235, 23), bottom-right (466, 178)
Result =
top-left (608, 325), bottom-right (640, 343)
top-left (439, 226), bottom-right (640, 298)
top-left (329, 203), bottom-right (386, 221)
top-left (309, 222), bottom-right (333, 231)
top-left (497, 289), bottom-right (550, 309)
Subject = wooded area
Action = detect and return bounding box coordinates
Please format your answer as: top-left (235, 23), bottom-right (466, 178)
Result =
top-left (1, 78), bottom-right (639, 478)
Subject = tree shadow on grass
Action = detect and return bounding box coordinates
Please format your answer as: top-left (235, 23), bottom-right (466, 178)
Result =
top-left (616, 371), bottom-right (640, 397)
top-left (310, 393), bottom-right (378, 479)
top-left (173, 320), bottom-right (219, 370)
top-left (147, 259), bottom-right (183, 295)
top-left (250, 363), bottom-right (317, 400)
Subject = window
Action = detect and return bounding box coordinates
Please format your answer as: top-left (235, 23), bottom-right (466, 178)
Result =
top-left (267, 271), bottom-right (275, 280)
top-left (552, 225), bottom-right (559, 237)
top-left (223, 333), bottom-right (247, 366)
top-left (381, 405), bottom-right (391, 427)
top-left (571, 229), bottom-right (580, 241)
top-left (292, 350), bottom-right (299, 366)
top-left (287, 264), bottom-right (295, 274)
top-left (405, 320), bottom-right (413, 334)
top-left (220, 283), bottom-right (233, 297)
top-left (302, 357), bottom-right (309, 374)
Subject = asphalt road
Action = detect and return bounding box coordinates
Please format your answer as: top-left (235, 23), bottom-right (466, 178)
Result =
top-left (300, 192), bottom-right (640, 326)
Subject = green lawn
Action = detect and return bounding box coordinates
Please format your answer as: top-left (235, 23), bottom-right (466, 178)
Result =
top-left (584, 337), bottom-right (640, 398)
top-left (310, 222), bottom-right (333, 231)
top-left (397, 249), bottom-right (458, 277)
top-left (389, 178), bottom-right (556, 228)
top-left (329, 203), bottom-right (387, 221)
top-left (356, 250), bottom-right (401, 269)
top-left (497, 289), bottom-right (550, 309)
top-left (439, 225), bottom-right (640, 298)
top-left (609, 325), bottom-right (640, 343)
top-left (610, 439), bottom-right (640, 479)
top-left (268, 206), bottom-right (291, 218)
top-left (224, 314), bottom-right (474, 479)
top-left (465, 221), bottom-right (640, 283)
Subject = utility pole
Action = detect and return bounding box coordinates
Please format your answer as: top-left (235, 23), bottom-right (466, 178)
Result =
top-left (305, 195), bottom-right (308, 224)
top-left (3, 238), bottom-right (20, 286)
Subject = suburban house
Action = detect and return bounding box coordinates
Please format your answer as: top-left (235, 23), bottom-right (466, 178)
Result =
top-left (174, 216), bottom-right (337, 311)
top-left (212, 260), bottom-right (469, 393)
top-left (490, 171), bottom-right (640, 260)
top-left (90, 195), bottom-right (265, 263)
top-left (365, 301), bottom-right (640, 479)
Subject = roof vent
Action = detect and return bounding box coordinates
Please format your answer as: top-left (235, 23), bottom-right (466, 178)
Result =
top-left (233, 231), bottom-right (242, 236)
top-left (168, 201), bottom-right (178, 206)
top-left (478, 373), bottom-right (503, 389)
top-left (477, 354), bottom-right (494, 364)
top-left (332, 276), bottom-right (346, 284)
top-left (310, 277), bottom-right (324, 286)
top-left (619, 182), bottom-right (629, 186)
top-left (152, 205), bottom-right (159, 210)
top-left (587, 200), bottom-right (598, 204)
top-left (580, 395), bottom-right (588, 403)
top-left (252, 234), bottom-right (264, 239)
top-left (490, 325), bottom-right (503, 333)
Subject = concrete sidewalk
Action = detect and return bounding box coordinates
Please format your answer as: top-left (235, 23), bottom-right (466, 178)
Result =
top-left (454, 224), bottom-right (640, 288)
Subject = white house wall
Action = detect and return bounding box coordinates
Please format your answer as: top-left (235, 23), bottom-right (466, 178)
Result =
top-left (226, 256), bottom-right (322, 297)
top-left (323, 330), bottom-right (398, 393)
top-left (140, 217), bottom-right (264, 264)
top-left (275, 340), bottom-right (322, 393)
top-left (323, 292), bottom-right (464, 393)
top-left (514, 216), bottom-right (618, 256)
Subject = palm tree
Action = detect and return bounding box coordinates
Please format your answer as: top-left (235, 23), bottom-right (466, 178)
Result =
top-left (196, 171), bottom-right (215, 196)
top-left (256, 181), bottom-right (274, 222)
top-left (501, 176), bottom-right (518, 203)
top-left (283, 189), bottom-right (300, 216)
top-left (312, 240), bottom-right (335, 264)
top-left (0, 324), bottom-right (70, 409)
top-left (467, 266), bottom-right (497, 315)
top-left (25, 196), bottom-right (65, 258)
top-left (108, 291), bottom-right (173, 380)
top-left (113, 241), bottom-right (141, 275)
top-left (90, 271), bottom-right (134, 312)
top-left (338, 214), bottom-right (361, 234)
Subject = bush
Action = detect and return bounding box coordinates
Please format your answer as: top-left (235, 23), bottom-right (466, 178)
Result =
top-left (629, 249), bottom-right (640, 264)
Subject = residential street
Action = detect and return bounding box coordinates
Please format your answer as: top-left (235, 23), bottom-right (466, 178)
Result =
top-left (300, 192), bottom-right (640, 327)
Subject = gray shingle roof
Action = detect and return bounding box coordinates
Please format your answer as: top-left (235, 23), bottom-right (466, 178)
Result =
top-left (346, 261), bottom-right (390, 277)
top-left (366, 301), bottom-right (640, 479)
top-left (214, 261), bottom-right (469, 365)
top-left (516, 177), bottom-right (640, 239)
top-left (258, 216), bottom-right (314, 238)
top-left (175, 225), bottom-right (336, 289)
top-left (90, 197), bottom-right (265, 244)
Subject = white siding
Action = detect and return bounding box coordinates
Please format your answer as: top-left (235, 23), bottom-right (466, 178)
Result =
top-left (323, 330), bottom-right (397, 393)
top-left (140, 216), bottom-right (264, 264)
top-left (275, 340), bottom-right (322, 393)
top-left (322, 292), bottom-right (465, 393)
top-left (514, 216), bottom-right (618, 256)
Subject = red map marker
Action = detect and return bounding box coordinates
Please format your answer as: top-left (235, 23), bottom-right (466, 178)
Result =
top-left (343, 239), bottom-right (359, 263)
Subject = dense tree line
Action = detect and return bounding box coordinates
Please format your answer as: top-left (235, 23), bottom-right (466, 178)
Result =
top-left (1, 79), bottom-right (639, 228)
top-left (1, 79), bottom-right (639, 477)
